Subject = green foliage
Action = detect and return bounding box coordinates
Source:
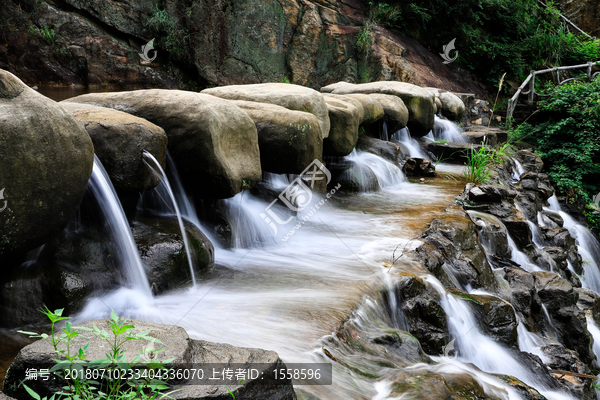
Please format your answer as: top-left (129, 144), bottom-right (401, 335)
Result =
top-left (18, 307), bottom-right (175, 400)
top-left (146, 5), bottom-right (188, 56)
top-left (36, 26), bottom-right (56, 45)
top-left (282, 76), bottom-right (291, 84)
top-left (512, 78), bottom-right (600, 231)
top-left (368, 0), bottom-right (600, 91)
top-left (463, 142), bottom-right (511, 184)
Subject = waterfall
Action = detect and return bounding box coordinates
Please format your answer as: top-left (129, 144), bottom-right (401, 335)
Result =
top-left (507, 233), bottom-right (541, 272)
top-left (391, 127), bottom-right (427, 158)
top-left (425, 115), bottom-right (466, 143)
top-left (346, 150), bottom-right (406, 188)
top-left (88, 155), bottom-right (152, 298)
top-left (223, 191), bottom-right (279, 248)
top-left (541, 304), bottom-right (559, 341)
top-left (143, 151), bottom-right (196, 287)
top-left (512, 159), bottom-right (525, 182)
top-left (517, 322), bottom-right (548, 362)
top-left (528, 220), bottom-right (544, 248)
top-left (425, 276), bottom-right (575, 400)
top-left (545, 195), bottom-right (600, 293)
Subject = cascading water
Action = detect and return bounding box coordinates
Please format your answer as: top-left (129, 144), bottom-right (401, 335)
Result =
top-left (346, 150), bottom-right (406, 189)
top-left (143, 151), bottom-right (196, 287)
top-left (425, 276), bottom-right (574, 400)
top-left (222, 191), bottom-right (280, 248)
top-left (88, 156), bottom-right (152, 298)
top-left (545, 195), bottom-right (600, 293)
top-left (507, 233), bottom-right (541, 272)
top-left (391, 127), bottom-right (427, 158)
top-left (512, 159), bottom-right (526, 182)
top-left (424, 115), bottom-right (466, 143)
top-left (517, 322), bottom-right (548, 362)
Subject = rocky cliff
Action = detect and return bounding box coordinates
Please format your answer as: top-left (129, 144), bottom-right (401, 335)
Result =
top-left (0, 0), bottom-right (483, 95)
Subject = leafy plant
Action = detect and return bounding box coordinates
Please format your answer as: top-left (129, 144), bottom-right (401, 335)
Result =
top-left (512, 78), bottom-right (600, 231)
top-left (463, 141), bottom-right (511, 184)
top-left (146, 5), bottom-right (188, 56)
top-left (18, 307), bottom-right (175, 400)
top-left (39, 26), bottom-right (56, 45)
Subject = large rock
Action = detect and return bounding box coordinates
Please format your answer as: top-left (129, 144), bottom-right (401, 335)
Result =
top-left (61, 102), bottom-right (168, 193)
top-left (402, 158), bottom-right (435, 177)
top-left (325, 93), bottom-right (384, 125)
top-left (368, 93), bottom-right (409, 133)
top-left (320, 81), bottom-right (435, 136)
top-left (467, 211), bottom-right (511, 259)
top-left (230, 100), bottom-right (323, 173)
top-left (327, 159), bottom-right (380, 193)
top-left (3, 319), bottom-right (294, 400)
top-left (322, 96), bottom-right (360, 156)
top-left (132, 216), bottom-right (214, 295)
top-left (0, 69), bottom-right (94, 260)
top-left (356, 135), bottom-right (402, 165)
top-left (65, 90), bottom-right (261, 199)
top-left (424, 88), bottom-right (465, 120)
top-left (202, 83), bottom-right (330, 138)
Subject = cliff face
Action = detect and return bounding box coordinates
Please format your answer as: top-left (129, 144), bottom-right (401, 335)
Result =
top-left (558, 0), bottom-right (600, 38)
top-left (0, 0), bottom-right (483, 95)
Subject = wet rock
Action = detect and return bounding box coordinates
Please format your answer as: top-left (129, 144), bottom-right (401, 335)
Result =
top-left (132, 216), bottom-right (214, 295)
top-left (576, 288), bottom-right (600, 324)
top-left (496, 375), bottom-right (547, 400)
top-left (542, 344), bottom-right (590, 374)
top-left (384, 274), bottom-right (450, 355)
top-left (496, 267), bottom-right (543, 330)
top-left (322, 96), bottom-right (360, 156)
top-left (540, 211), bottom-right (564, 228)
top-left (327, 159), bottom-right (380, 193)
top-left (534, 271), bottom-right (597, 367)
top-left (61, 102), bottom-right (168, 193)
top-left (467, 185), bottom-right (517, 204)
top-left (367, 93), bottom-right (409, 133)
top-left (202, 83), bottom-right (330, 138)
top-left (425, 141), bottom-right (480, 164)
top-left (467, 211), bottom-right (511, 259)
top-left (0, 393), bottom-right (16, 400)
top-left (417, 208), bottom-right (498, 292)
top-left (230, 100), bottom-right (323, 173)
top-left (356, 136), bottom-right (402, 165)
top-left (463, 131), bottom-right (498, 146)
top-left (518, 150), bottom-right (544, 173)
top-left (321, 81), bottom-right (435, 137)
top-left (0, 70), bottom-right (94, 260)
top-left (453, 290), bottom-right (518, 347)
top-left (402, 158), bottom-right (435, 177)
top-left (424, 88), bottom-right (466, 120)
top-left (67, 90), bottom-right (261, 199)
top-left (4, 319), bottom-right (294, 400)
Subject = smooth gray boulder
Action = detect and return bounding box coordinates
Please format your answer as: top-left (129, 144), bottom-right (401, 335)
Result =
top-left (320, 81), bottom-right (435, 137)
top-left (3, 319), bottom-right (294, 400)
top-left (61, 102), bottom-right (167, 193)
top-left (65, 90), bottom-right (261, 199)
top-left (0, 69), bottom-right (94, 260)
top-left (424, 87), bottom-right (466, 120)
top-left (368, 93), bottom-right (409, 133)
top-left (322, 96), bottom-right (360, 156)
top-left (202, 83), bottom-right (330, 138)
top-left (230, 100), bottom-right (323, 174)
top-left (326, 93), bottom-right (384, 125)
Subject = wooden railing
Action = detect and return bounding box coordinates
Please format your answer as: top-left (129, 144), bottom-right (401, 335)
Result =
top-left (506, 61), bottom-right (600, 119)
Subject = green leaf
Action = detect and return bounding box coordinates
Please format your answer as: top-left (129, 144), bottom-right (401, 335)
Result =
top-left (23, 384), bottom-right (42, 400)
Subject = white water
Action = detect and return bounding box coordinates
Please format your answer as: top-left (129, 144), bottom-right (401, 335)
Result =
top-left (143, 151), bottom-right (196, 287)
top-left (507, 233), bottom-right (542, 272)
top-left (541, 304), bottom-right (559, 341)
top-left (512, 159), bottom-right (525, 181)
top-left (88, 156), bottom-right (152, 298)
top-left (517, 322), bottom-right (548, 362)
top-left (424, 116), bottom-right (466, 143)
top-left (528, 220), bottom-right (544, 248)
top-left (391, 127), bottom-right (427, 158)
top-left (346, 150), bottom-right (406, 189)
top-left (425, 276), bottom-right (574, 400)
top-left (545, 195), bottom-right (600, 293)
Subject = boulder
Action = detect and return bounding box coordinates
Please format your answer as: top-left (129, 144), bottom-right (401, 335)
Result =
top-left (230, 100), bottom-right (323, 173)
top-left (356, 135), bottom-right (402, 165)
top-left (3, 319), bottom-right (294, 400)
top-left (202, 83), bottom-right (330, 138)
top-left (463, 131), bottom-right (498, 146)
top-left (326, 93), bottom-right (384, 125)
top-left (65, 90), bottom-right (261, 199)
top-left (402, 158), bottom-right (435, 177)
top-left (320, 81), bottom-right (435, 137)
top-left (0, 69), bottom-right (94, 260)
top-left (467, 211), bottom-right (511, 259)
top-left (425, 142), bottom-right (481, 164)
top-left (467, 185), bottom-right (517, 204)
top-left (498, 267), bottom-right (543, 328)
top-left (424, 88), bottom-right (466, 120)
top-left (367, 93), bottom-right (409, 133)
top-left (132, 216), bottom-right (214, 295)
top-left (322, 97), bottom-right (360, 156)
top-left (61, 102), bottom-right (168, 193)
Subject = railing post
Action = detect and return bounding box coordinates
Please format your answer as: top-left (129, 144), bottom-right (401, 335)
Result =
top-left (588, 62), bottom-right (593, 80)
top-left (528, 71), bottom-right (535, 103)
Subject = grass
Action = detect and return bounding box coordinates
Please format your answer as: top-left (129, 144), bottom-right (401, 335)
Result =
top-left (39, 26), bottom-right (56, 45)
top-left (463, 144), bottom-right (494, 184)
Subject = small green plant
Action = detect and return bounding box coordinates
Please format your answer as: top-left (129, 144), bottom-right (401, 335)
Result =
top-left (463, 144), bottom-right (494, 184)
top-left (432, 139), bottom-right (449, 145)
top-left (18, 307), bottom-right (176, 400)
top-left (39, 26), bottom-right (56, 45)
top-left (241, 180), bottom-right (251, 190)
top-left (282, 76), bottom-right (291, 84)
